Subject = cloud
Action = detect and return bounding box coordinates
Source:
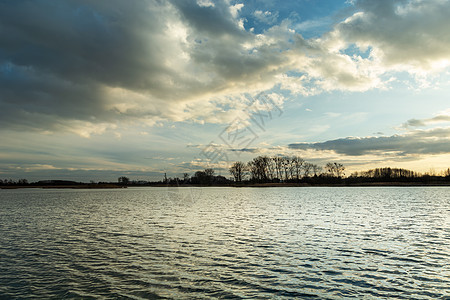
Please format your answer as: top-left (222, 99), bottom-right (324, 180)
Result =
top-left (253, 10), bottom-right (279, 24)
top-left (0, 0), bottom-right (292, 135)
top-left (172, 0), bottom-right (244, 38)
top-left (229, 148), bottom-right (260, 153)
top-left (177, 158), bottom-right (230, 172)
top-left (288, 127), bottom-right (450, 156)
top-left (285, 0), bottom-right (450, 93)
top-left (402, 111), bottom-right (450, 128)
top-left (0, 164), bottom-right (164, 182)
top-left (327, 0), bottom-right (450, 72)
top-left (0, 0), bottom-right (449, 137)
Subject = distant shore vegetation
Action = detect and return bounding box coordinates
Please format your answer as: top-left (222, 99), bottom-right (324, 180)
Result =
top-left (2, 155), bottom-right (449, 188)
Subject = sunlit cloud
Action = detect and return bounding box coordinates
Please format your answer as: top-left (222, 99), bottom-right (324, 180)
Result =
top-left (1, 0), bottom-right (449, 136)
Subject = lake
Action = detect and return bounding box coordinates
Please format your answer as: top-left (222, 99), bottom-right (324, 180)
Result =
top-left (0, 187), bottom-right (449, 299)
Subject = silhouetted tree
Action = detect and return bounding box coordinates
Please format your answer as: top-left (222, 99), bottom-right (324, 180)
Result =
top-left (326, 162), bottom-right (345, 178)
top-left (183, 173), bottom-right (190, 183)
top-left (229, 161), bottom-right (246, 182)
top-left (273, 156), bottom-right (283, 180)
top-left (248, 156), bottom-right (271, 182)
top-left (281, 156), bottom-right (290, 181)
top-left (360, 167), bottom-right (417, 179)
top-left (303, 162), bottom-right (314, 178)
top-left (292, 156), bottom-right (304, 180)
top-left (118, 176), bottom-right (130, 185)
top-left (325, 162), bottom-right (335, 176)
top-left (312, 164), bottom-right (322, 177)
top-left (192, 169), bottom-right (215, 185)
top-left (204, 168), bottom-right (215, 178)
top-left (18, 179), bottom-right (28, 185)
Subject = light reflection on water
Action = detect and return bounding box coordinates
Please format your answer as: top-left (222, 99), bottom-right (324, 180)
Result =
top-left (0, 187), bottom-right (449, 299)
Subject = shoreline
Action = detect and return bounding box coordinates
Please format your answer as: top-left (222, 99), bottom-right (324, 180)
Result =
top-left (234, 182), bottom-right (450, 187)
top-left (0, 184), bottom-right (126, 189)
top-left (3, 182), bottom-right (450, 189)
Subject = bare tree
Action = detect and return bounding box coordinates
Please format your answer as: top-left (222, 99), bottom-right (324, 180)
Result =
top-left (288, 157), bottom-right (296, 180)
top-left (262, 156), bottom-right (274, 180)
top-left (445, 168), bottom-right (450, 177)
top-left (281, 156), bottom-right (290, 181)
top-left (204, 168), bottom-right (215, 177)
top-left (229, 161), bottom-right (246, 182)
top-left (250, 156), bottom-right (270, 181)
top-left (326, 162), bottom-right (345, 177)
top-left (303, 162), bottom-right (313, 177)
top-left (273, 156), bottom-right (283, 180)
top-left (183, 173), bottom-right (190, 183)
top-left (118, 176), bottom-right (130, 185)
top-left (247, 160), bottom-right (258, 181)
top-left (334, 163), bottom-right (345, 178)
top-left (292, 156), bottom-right (304, 180)
top-left (312, 164), bottom-right (322, 177)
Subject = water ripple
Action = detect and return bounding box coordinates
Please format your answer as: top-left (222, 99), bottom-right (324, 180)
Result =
top-left (0, 187), bottom-right (449, 299)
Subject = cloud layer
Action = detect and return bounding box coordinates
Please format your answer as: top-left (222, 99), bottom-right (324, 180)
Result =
top-left (1, 0), bottom-right (450, 136)
top-left (289, 127), bottom-right (450, 156)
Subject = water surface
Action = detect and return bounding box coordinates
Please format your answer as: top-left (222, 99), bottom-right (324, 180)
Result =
top-left (0, 187), bottom-right (449, 299)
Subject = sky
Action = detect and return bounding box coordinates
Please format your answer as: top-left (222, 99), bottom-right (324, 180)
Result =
top-left (1, 0), bottom-right (450, 182)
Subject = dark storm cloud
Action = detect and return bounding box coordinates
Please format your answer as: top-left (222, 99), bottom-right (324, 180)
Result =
top-left (0, 65), bottom-right (104, 130)
top-left (172, 0), bottom-right (244, 37)
top-left (0, 0), bottom-right (288, 133)
top-left (0, 0), bottom-right (171, 130)
top-left (0, 0), bottom-right (169, 89)
top-left (1, 0), bottom-right (232, 131)
top-left (288, 128), bottom-right (450, 156)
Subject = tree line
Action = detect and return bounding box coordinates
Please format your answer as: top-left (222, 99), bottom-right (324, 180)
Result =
top-left (2, 163), bottom-right (449, 188)
top-left (347, 167), bottom-right (450, 184)
top-left (226, 156), bottom-right (450, 184)
top-left (350, 167), bottom-right (418, 179)
top-left (0, 179), bottom-right (29, 186)
top-left (229, 156), bottom-right (345, 183)
top-left (158, 169), bottom-right (229, 186)
top-left (147, 156), bottom-right (348, 186)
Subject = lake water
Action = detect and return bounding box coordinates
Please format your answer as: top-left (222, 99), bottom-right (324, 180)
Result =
top-left (0, 187), bottom-right (449, 299)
